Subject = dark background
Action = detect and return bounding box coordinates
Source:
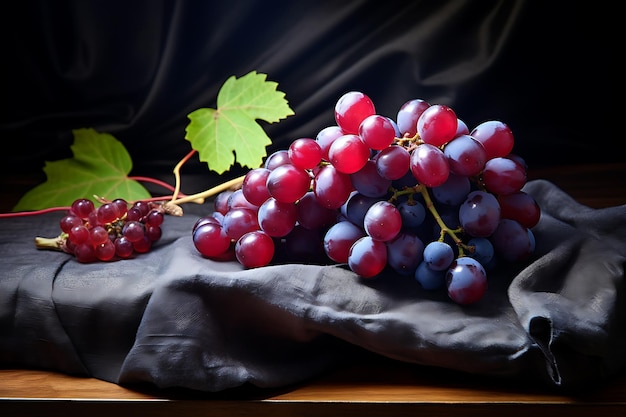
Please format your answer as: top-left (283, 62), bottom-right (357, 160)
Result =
top-left (0, 0), bottom-right (620, 196)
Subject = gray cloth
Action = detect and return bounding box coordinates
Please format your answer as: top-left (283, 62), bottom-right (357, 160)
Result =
top-left (1, 179), bottom-right (625, 392)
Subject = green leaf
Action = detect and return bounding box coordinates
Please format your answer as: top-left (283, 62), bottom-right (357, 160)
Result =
top-left (185, 71), bottom-right (294, 174)
top-left (13, 128), bottom-right (151, 211)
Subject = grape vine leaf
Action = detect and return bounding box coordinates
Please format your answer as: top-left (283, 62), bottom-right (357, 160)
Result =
top-left (185, 71), bottom-right (294, 174)
top-left (13, 128), bottom-right (151, 211)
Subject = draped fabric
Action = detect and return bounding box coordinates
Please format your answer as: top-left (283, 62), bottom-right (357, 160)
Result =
top-left (1, 180), bottom-right (625, 392)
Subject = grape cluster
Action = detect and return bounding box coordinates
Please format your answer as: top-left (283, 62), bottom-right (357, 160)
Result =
top-left (192, 91), bottom-right (541, 305)
top-left (52, 197), bottom-right (165, 262)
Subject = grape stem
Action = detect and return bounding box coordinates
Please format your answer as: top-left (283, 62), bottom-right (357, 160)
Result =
top-left (0, 206), bottom-right (70, 218)
top-left (34, 234), bottom-right (69, 252)
top-left (129, 176), bottom-right (191, 197)
top-left (416, 185), bottom-right (472, 258)
top-left (164, 174), bottom-right (246, 215)
top-left (170, 150), bottom-right (201, 203)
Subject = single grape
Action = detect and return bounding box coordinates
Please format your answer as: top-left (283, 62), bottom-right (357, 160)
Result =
top-left (459, 191), bottom-right (501, 238)
top-left (323, 220), bottom-right (366, 264)
top-left (443, 134), bottom-right (487, 177)
top-left (315, 125), bottom-right (344, 161)
top-left (122, 220), bottom-right (145, 243)
top-left (341, 192), bottom-right (379, 228)
top-left (466, 237), bottom-right (495, 267)
top-left (497, 191), bottom-right (541, 228)
top-left (145, 224), bottom-right (162, 241)
top-left (470, 120), bottom-right (514, 160)
top-left (227, 189), bottom-right (258, 211)
top-left (423, 241), bottom-right (455, 271)
top-left (410, 143), bottom-right (450, 187)
top-left (295, 191), bottom-right (338, 230)
top-left (89, 225), bottom-right (110, 245)
top-left (482, 157), bottom-right (527, 195)
top-left (264, 149), bottom-right (291, 170)
top-left (363, 201), bottom-right (402, 242)
top-left (222, 207), bottom-right (259, 241)
top-left (490, 219), bottom-right (534, 262)
top-left (73, 243), bottom-right (97, 263)
top-left (416, 104), bottom-right (457, 147)
top-left (445, 257), bottom-right (487, 305)
top-left (375, 145), bottom-right (411, 180)
top-left (132, 201), bottom-right (152, 218)
top-left (146, 210), bottom-right (164, 227)
top-left (266, 163), bottom-right (311, 203)
top-left (328, 134), bottom-right (370, 174)
top-left (313, 165), bottom-right (354, 209)
top-left (257, 197), bottom-right (298, 237)
top-left (132, 235), bottom-right (152, 253)
top-left (94, 240), bottom-right (116, 261)
top-left (334, 91), bottom-right (376, 134)
top-left (415, 261), bottom-right (446, 290)
top-left (288, 137), bottom-right (322, 170)
top-left (125, 206), bottom-right (143, 222)
top-left (397, 199), bottom-right (426, 228)
top-left (348, 236), bottom-right (387, 278)
top-left (112, 198), bottom-right (129, 218)
top-left (386, 231), bottom-right (424, 276)
top-left (68, 224), bottom-right (90, 245)
top-left (396, 98), bottom-right (430, 137)
top-left (235, 231), bottom-right (275, 268)
top-left (70, 198), bottom-right (95, 220)
top-left (214, 190), bottom-right (234, 215)
top-left (359, 114), bottom-right (396, 150)
top-left (114, 236), bottom-right (134, 259)
top-left (97, 202), bottom-right (120, 225)
top-left (242, 167), bottom-right (272, 206)
top-left (350, 160), bottom-right (392, 198)
top-left (60, 214), bottom-right (83, 234)
top-left (193, 222), bottom-right (232, 258)
top-left (431, 173), bottom-right (471, 206)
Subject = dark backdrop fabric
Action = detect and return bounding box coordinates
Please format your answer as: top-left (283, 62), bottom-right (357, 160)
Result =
top-left (0, 0), bottom-right (619, 191)
top-left (1, 180), bottom-right (625, 393)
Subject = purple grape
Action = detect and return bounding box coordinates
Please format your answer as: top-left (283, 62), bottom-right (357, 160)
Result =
top-left (445, 257), bottom-right (487, 305)
top-left (423, 241), bottom-right (454, 271)
top-left (490, 219), bottom-right (534, 262)
top-left (386, 231), bottom-right (424, 276)
top-left (458, 191), bottom-right (500, 238)
top-left (415, 261), bottom-right (446, 290)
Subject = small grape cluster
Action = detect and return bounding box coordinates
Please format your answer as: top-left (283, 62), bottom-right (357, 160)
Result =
top-left (37, 197), bottom-right (165, 262)
top-left (192, 91), bottom-right (541, 305)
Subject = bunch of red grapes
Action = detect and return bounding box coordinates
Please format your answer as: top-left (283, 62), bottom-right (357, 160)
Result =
top-left (192, 91), bottom-right (541, 305)
top-left (54, 197), bottom-right (165, 263)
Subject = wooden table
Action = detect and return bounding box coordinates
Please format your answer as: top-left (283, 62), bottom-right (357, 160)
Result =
top-left (2, 359), bottom-right (626, 417)
top-left (1, 163), bottom-right (626, 416)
